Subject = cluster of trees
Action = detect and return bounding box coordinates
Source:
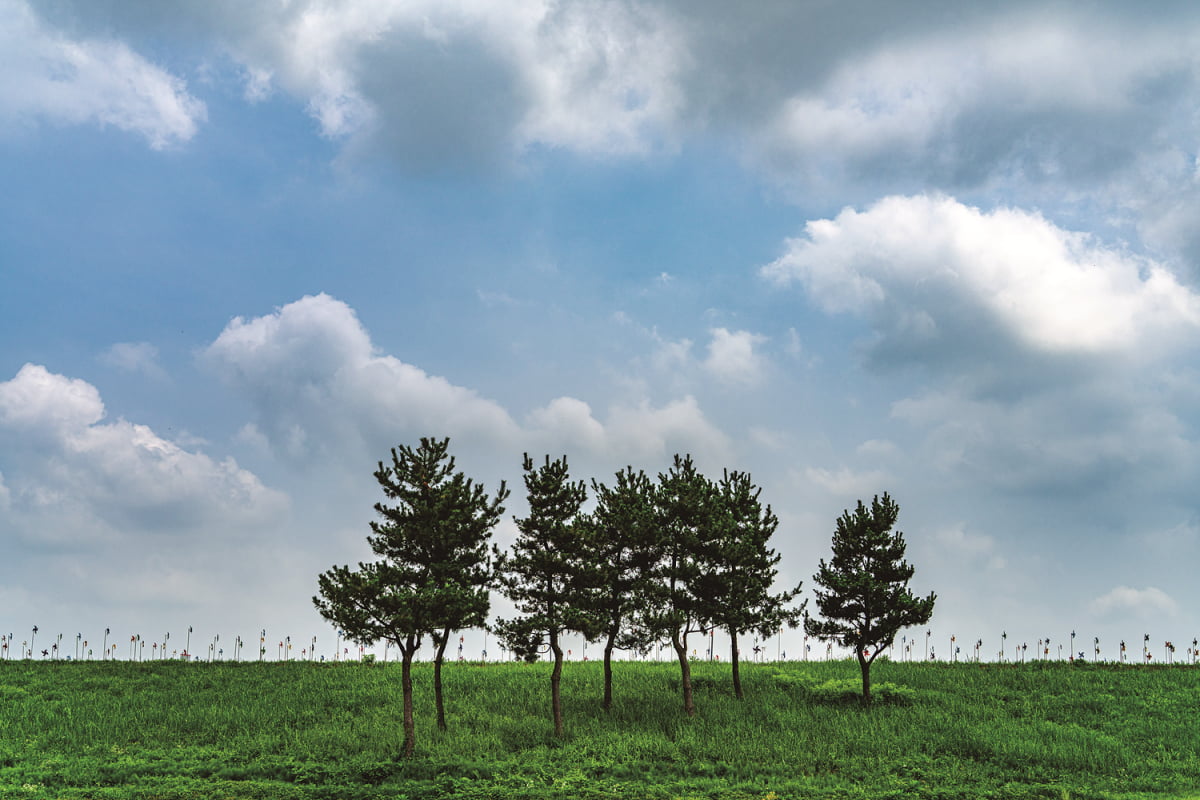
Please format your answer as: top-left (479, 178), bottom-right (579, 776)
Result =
top-left (314, 437), bottom-right (934, 757)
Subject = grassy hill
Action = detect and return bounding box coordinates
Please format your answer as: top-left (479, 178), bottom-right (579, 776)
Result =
top-left (1, 658), bottom-right (1197, 799)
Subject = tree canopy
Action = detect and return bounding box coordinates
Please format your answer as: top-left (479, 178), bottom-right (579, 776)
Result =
top-left (313, 436), bottom-right (507, 755)
top-left (804, 492), bottom-right (935, 705)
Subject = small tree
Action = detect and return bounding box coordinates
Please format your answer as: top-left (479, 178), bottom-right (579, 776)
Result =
top-left (314, 437), bottom-right (508, 756)
top-left (704, 468), bottom-right (805, 699)
top-left (493, 453), bottom-right (589, 737)
top-left (577, 466), bottom-right (661, 710)
top-left (641, 454), bottom-right (722, 717)
top-left (805, 492), bottom-right (935, 706)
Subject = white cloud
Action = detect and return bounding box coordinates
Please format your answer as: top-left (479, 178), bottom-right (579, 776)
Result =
top-left (158, 0), bottom-right (686, 163)
top-left (524, 397), bottom-right (607, 455)
top-left (0, 364), bottom-right (285, 540)
top-left (0, 362), bottom-right (104, 432)
top-left (651, 333), bottom-right (693, 373)
top-left (755, 15), bottom-right (1199, 191)
top-left (204, 294), bottom-right (730, 467)
top-left (602, 395), bottom-right (730, 464)
top-left (0, 0), bottom-right (205, 148)
top-left (803, 466), bottom-right (890, 498)
top-left (1090, 586), bottom-right (1179, 619)
top-left (99, 342), bottom-right (166, 379)
top-left (702, 327), bottom-right (768, 386)
top-left (204, 294), bottom-right (521, 461)
top-left (762, 194), bottom-right (1200, 357)
top-left (856, 439), bottom-right (899, 460)
top-left (935, 524), bottom-right (1006, 570)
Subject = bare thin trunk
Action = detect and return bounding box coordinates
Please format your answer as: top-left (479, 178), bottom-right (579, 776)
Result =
top-left (434, 627), bottom-right (450, 731)
top-left (672, 629), bottom-right (695, 717)
top-left (858, 652), bottom-right (872, 707)
top-left (400, 643), bottom-right (416, 757)
top-left (730, 631), bottom-right (743, 700)
top-left (550, 630), bottom-right (565, 736)
top-left (602, 630), bottom-right (616, 711)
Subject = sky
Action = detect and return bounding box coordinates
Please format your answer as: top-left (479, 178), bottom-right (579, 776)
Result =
top-left (2, 0), bottom-right (1200, 664)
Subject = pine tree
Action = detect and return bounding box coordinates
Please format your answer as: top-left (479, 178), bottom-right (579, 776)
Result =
top-left (804, 493), bottom-right (935, 705)
top-left (493, 453), bottom-right (589, 737)
top-left (576, 466), bottom-right (661, 710)
top-left (642, 454), bottom-right (722, 717)
top-left (313, 437), bottom-right (508, 756)
top-left (704, 468), bottom-right (805, 699)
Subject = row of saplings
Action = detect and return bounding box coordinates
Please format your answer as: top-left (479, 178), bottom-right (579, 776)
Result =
top-left (314, 437), bottom-right (936, 757)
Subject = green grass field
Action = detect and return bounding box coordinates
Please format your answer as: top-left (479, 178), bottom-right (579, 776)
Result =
top-left (1, 658), bottom-right (1197, 799)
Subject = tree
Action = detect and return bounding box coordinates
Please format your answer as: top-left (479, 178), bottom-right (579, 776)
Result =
top-left (493, 453), bottom-right (589, 737)
top-left (576, 466), bottom-right (661, 710)
top-left (704, 468), bottom-right (805, 699)
top-left (313, 437), bottom-right (508, 756)
top-left (804, 493), bottom-right (936, 706)
top-left (641, 454), bottom-right (723, 717)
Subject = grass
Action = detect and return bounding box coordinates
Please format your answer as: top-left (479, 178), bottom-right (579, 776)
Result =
top-left (1, 658), bottom-right (1198, 798)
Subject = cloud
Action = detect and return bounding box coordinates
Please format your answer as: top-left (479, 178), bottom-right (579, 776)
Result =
top-left (702, 327), bottom-right (768, 386)
top-left (0, 364), bottom-right (285, 541)
top-left (99, 342), bottom-right (166, 379)
top-left (1090, 586), bottom-right (1179, 619)
top-left (204, 294), bottom-right (730, 467)
top-left (203, 293), bottom-right (520, 462)
top-left (803, 466), bottom-right (891, 498)
top-left (44, 0), bottom-right (685, 166)
top-left (762, 195), bottom-right (1200, 361)
top-left (744, 11), bottom-right (1200, 195)
top-left (935, 524), bottom-right (1006, 571)
top-left (0, 0), bottom-right (205, 148)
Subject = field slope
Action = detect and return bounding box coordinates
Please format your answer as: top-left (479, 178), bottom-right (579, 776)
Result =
top-left (1, 659), bottom-right (1198, 799)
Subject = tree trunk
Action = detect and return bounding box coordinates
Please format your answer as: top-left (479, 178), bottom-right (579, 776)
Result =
top-left (858, 651), bottom-right (872, 707)
top-left (400, 643), bottom-right (416, 757)
top-left (672, 630), bottom-right (695, 717)
top-left (550, 630), bottom-right (565, 736)
top-left (602, 630), bottom-right (616, 711)
top-left (434, 628), bottom-right (450, 731)
top-left (730, 631), bottom-right (743, 700)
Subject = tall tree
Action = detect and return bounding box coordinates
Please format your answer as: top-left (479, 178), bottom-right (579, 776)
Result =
top-left (804, 493), bottom-right (936, 706)
top-left (493, 453), bottom-right (589, 737)
top-left (314, 437), bottom-right (508, 756)
top-left (641, 454), bottom-right (722, 717)
top-left (576, 466), bottom-right (661, 711)
top-left (703, 468), bottom-right (805, 699)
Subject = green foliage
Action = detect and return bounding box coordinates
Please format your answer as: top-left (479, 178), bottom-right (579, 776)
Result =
top-left (493, 453), bottom-right (590, 650)
top-left (577, 466), bottom-right (660, 648)
top-left (314, 437), bottom-right (508, 651)
top-left (312, 436), bottom-right (508, 754)
top-left (2, 660), bottom-right (1200, 799)
top-left (805, 492), bottom-right (936, 704)
top-left (493, 453), bottom-right (589, 736)
top-left (576, 466), bottom-right (661, 708)
top-left (704, 468), bottom-right (805, 698)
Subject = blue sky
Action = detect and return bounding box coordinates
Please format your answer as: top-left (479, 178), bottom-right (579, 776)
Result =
top-left (2, 0), bottom-right (1199, 663)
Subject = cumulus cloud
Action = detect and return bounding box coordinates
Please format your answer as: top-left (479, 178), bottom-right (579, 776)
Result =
top-left (0, 364), bottom-right (285, 541)
top-left (204, 294), bottom-right (730, 467)
top-left (1090, 586), bottom-right (1179, 619)
top-left (0, 0), bottom-right (205, 148)
top-left (762, 195), bottom-right (1200, 361)
top-left (44, 0), bottom-right (685, 166)
top-left (703, 327), bottom-right (769, 386)
top-left (204, 293), bottom-right (520, 461)
top-left (756, 16), bottom-right (1194, 188)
